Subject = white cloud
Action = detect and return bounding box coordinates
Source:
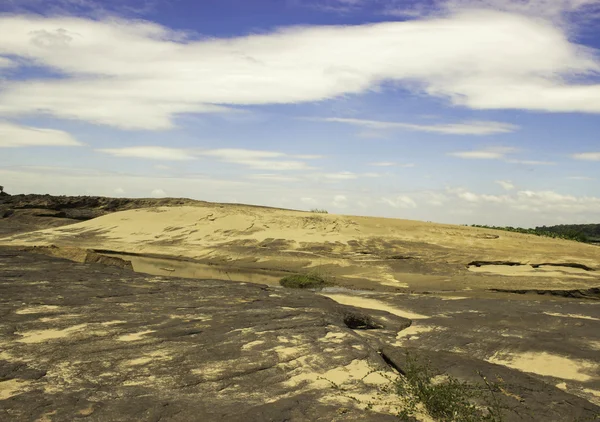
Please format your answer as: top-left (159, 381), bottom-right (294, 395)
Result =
top-left (448, 187), bottom-right (600, 214)
top-left (114, 187), bottom-right (125, 195)
top-left (332, 194), bottom-right (348, 208)
top-left (151, 188), bottom-right (166, 197)
top-left (247, 173), bottom-right (301, 182)
top-left (199, 149), bottom-right (314, 171)
top-left (448, 147), bottom-right (518, 159)
top-left (0, 121), bottom-right (82, 148)
top-left (568, 176), bottom-right (596, 180)
top-left (95, 146), bottom-right (317, 170)
top-left (572, 152), bottom-right (600, 161)
top-left (301, 197), bottom-right (318, 205)
top-left (0, 11), bottom-right (599, 129)
top-left (318, 117), bottom-right (518, 135)
top-left (505, 159), bottom-right (556, 165)
top-left (97, 146), bottom-right (195, 161)
top-left (380, 195), bottom-right (417, 208)
top-left (496, 180), bottom-right (515, 191)
top-left (317, 171), bottom-right (359, 180)
top-left (369, 162), bottom-right (415, 167)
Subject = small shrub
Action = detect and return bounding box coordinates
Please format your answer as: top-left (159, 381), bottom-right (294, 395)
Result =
top-left (280, 273), bottom-right (327, 289)
top-left (396, 353), bottom-right (504, 421)
top-left (311, 208), bottom-right (329, 214)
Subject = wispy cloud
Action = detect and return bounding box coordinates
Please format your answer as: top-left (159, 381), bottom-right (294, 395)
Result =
top-left (447, 147), bottom-right (518, 159)
top-left (572, 152), bottom-right (600, 161)
top-left (0, 11), bottom-right (599, 130)
top-left (369, 162), bottom-right (415, 168)
top-left (505, 159), bottom-right (556, 165)
top-left (97, 146), bottom-right (195, 161)
top-left (380, 195), bottom-right (418, 209)
top-left (96, 147), bottom-right (321, 170)
top-left (568, 175), bottom-right (596, 180)
top-left (317, 117), bottom-right (518, 135)
top-left (198, 149), bottom-right (317, 171)
top-left (0, 121), bottom-right (82, 148)
top-left (385, 0), bottom-right (600, 22)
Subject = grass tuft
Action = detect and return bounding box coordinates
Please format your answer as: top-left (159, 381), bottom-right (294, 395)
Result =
top-left (280, 273), bottom-right (327, 289)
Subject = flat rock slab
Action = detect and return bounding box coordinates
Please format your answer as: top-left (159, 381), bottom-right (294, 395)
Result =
top-left (0, 248), bottom-right (410, 422)
top-left (1, 248), bottom-right (599, 422)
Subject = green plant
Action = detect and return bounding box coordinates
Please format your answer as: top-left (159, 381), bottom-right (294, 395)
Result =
top-left (279, 273), bottom-right (327, 289)
top-left (310, 208), bottom-right (329, 214)
top-left (395, 353), bottom-right (504, 422)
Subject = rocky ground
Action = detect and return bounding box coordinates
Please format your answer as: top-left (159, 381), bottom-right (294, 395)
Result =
top-left (1, 193), bottom-right (599, 421)
top-left (1, 249), bottom-right (599, 421)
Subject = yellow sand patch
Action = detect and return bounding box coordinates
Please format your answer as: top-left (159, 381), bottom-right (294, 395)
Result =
top-left (0, 379), bottom-right (32, 400)
top-left (469, 265), bottom-right (594, 278)
top-left (274, 345), bottom-right (309, 360)
top-left (488, 351), bottom-right (598, 382)
top-left (16, 324), bottom-right (88, 344)
top-left (38, 314), bottom-right (81, 323)
top-left (320, 331), bottom-right (350, 344)
top-left (284, 359), bottom-right (384, 388)
top-left (586, 340), bottom-right (600, 351)
top-left (117, 330), bottom-right (155, 342)
top-left (321, 294), bottom-right (429, 320)
top-left (126, 351), bottom-right (171, 366)
top-left (15, 305), bottom-right (61, 315)
top-left (100, 320), bottom-right (127, 326)
top-left (241, 340), bottom-right (265, 351)
top-left (394, 324), bottom-right (443, 345)
top-left (543, 312), bottom-right (600, 321)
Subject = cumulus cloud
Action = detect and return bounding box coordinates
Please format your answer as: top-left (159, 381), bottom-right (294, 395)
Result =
top-left (0, 10), bottom-right (599, 129)
top-left (150, 188), bottom-right (166, 197)
top-left (496, 180), bottom-right (515, 190)
top-left (0, 121), bottom-right (82, 148)
top-left (332, 194), bottom-right (348, 207)
top-left (572, 152), bottom-right (600, 161)
top-left (317, 117), bottom-right (518, 135)
top-left (448, 187), bottom-right (600, 214)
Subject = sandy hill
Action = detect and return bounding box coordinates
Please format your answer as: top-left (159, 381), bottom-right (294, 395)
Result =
top-left (2, 203), bottom-right (599, 294)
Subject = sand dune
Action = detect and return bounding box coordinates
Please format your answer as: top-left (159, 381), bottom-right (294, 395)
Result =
top-left (2, 204), bottom-right (599, 292)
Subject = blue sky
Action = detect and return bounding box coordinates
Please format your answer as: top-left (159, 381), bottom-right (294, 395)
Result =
top-left (1, 0), bottom-right (600, 227)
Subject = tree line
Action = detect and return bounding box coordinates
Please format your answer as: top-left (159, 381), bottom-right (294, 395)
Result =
top-left (471, 224), bottom-right (600, 243)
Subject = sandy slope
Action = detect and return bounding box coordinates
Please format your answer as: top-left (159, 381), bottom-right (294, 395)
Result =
top-left (2, 204), bottom-right (599, 292)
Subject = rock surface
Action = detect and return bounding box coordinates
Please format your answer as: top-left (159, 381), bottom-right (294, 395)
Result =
top-left (1, 248), bottom-right (599, 421)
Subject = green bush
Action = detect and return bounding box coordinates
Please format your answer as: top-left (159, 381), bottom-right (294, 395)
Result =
top-left (280, 273), bottom-right (327, 289)
top-left (310, 208), bottom-right (329, 214)
top-left (396, 353), bottom-right (504, 421)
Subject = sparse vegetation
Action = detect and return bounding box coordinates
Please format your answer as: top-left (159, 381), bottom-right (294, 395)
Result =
top-left (279, 273), bottom-right (328, 289)
top-left (394, 353), bottom-right (504, 421)
top-left (310, 208), bottom-right (329, 214)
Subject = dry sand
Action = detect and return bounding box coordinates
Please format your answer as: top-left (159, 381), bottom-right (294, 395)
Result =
top-left (2, 204), bottom-right (599, 293)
